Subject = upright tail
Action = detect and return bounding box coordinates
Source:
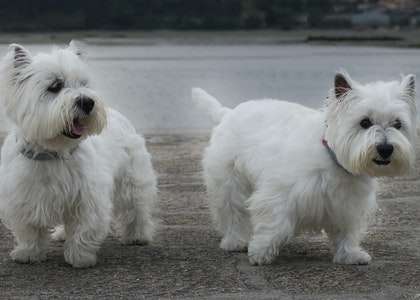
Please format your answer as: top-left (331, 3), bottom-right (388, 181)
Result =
top-left (191, 88), bottom-right (231, 124)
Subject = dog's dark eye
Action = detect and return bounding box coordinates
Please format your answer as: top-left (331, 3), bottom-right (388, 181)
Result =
top-left (80, 79), bottom-right (88, 87)
top-left (47, 80), bottom-right (63, 93)
top-left (360, 118), bottom-right (373, 129)
top-left (394, 119), bottom-right (402, 130)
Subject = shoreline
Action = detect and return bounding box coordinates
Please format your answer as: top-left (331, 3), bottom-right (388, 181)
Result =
top-left (1, 29), bottom-right (420, 48)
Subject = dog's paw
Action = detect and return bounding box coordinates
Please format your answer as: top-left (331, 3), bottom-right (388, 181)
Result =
top-left (120, 222), bottom-right (156, 245)
top-left (51, 226), bottom-right (66, 242)
top-left (121, 237), bottom-right (150, 246)
top-left (10, 248), bottom-right (47, 264)
top-left (333, 249), bottom-right (371, 265)
top-left (248, 242), bottom-right (277, 265)
top-left (220, 237), bottom-right (248, 252)
top-left (64, 248), bottom-right (97, 268)
top-left (120, 231), bottom-right (153, 246)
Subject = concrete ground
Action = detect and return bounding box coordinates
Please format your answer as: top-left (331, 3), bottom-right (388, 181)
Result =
top-left (0, 134), bottom-right (419, 299)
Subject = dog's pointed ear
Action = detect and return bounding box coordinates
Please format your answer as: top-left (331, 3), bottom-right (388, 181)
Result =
top-left (9, 44), bottom-right (32, 69)
top-left (68, 40), bottom-right (87, 59)
top-left (334, 72), bottom-right (353, 100)
top-left (400, 74), bottom-right (416, 101)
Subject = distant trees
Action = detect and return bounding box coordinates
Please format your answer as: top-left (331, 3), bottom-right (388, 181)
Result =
top-left (0, 0), bottom-right (333, 31)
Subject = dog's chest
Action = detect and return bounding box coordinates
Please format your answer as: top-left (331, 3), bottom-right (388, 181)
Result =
top-left (12, 160), bottom-right (85, 226)
top-left (36, 160), bottom-right (82, 190)
top-left (291, 171), bottom-right (374, 232)
top-left (290, 173), bottom-right (328, 231)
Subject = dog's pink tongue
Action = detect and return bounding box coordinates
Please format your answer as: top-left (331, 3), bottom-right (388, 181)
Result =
top-left (71, 119), bottom-right (85, 136)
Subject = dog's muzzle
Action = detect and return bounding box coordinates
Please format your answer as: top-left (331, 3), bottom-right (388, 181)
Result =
top-left (63, 96), bottom-right (95, 139)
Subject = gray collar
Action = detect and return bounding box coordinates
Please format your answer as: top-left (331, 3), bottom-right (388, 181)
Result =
top-left (322, 139), bottom-right (352, 175)
top-left (20, 144), bottom-right (76, 161)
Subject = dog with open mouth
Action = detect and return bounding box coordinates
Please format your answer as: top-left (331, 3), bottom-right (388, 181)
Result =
top-left (0, 42), bottom-right (158, 268)
top-left (193, 71), bottom-right (416, 265)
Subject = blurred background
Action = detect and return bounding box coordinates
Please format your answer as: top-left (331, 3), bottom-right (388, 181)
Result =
top-left (1, 0), bottom-right (420, 132)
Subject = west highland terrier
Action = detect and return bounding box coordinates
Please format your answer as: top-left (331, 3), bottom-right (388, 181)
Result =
top-left (192, 72), bottom-right (416, 265)
top-left (0, 42), bottom-right (158, 268)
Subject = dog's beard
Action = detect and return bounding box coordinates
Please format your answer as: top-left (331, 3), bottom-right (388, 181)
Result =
top-left (337, 137), bottom-right (414, 177)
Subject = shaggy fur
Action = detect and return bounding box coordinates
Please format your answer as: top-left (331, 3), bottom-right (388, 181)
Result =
top-left (0, 42), bottom-right (157, 268)
top-left (193, 72), bottom-right (416, 265)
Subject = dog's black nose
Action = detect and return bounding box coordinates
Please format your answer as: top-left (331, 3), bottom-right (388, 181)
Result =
top-left (376, 143), bottom-right (394, 159)
top-left (76, 96), bottom-right (94, 114)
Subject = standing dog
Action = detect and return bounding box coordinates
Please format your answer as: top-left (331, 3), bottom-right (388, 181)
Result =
top-left (193, 72), bottom-right (416, 265)
top-left (0, 42), bottom-right (157, 268)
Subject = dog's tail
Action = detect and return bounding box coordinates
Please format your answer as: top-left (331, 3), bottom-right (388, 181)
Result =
top-left (192, 88), bottom-right (231, 124)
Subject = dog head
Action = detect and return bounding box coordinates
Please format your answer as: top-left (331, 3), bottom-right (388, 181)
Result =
top-left (325, 71), bottom-right (416, 177)
top-left (0, 41), bottom-right (107, 151)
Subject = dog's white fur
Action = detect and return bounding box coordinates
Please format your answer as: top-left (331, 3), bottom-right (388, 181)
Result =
top-left (0, 42), bottom-right (157, 268)
top-left (193, 72), bottom-right (416, 265)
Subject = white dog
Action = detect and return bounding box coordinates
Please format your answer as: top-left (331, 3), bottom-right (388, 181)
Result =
top-left (193, 72), bottom-right (416, 265)
top-left (0, 42), bottom-right (158, 268)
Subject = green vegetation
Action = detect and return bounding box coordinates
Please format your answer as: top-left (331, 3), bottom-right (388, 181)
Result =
top-left (0, 0), bottom-right (332, 31)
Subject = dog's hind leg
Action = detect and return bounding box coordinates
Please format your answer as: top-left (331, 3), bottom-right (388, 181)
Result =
top-left (114, 136), bottom-right (157, 245)
top-left (10, 225), bottom-right (49, 263)
top-left (206, 166), bottom-right (252, 252)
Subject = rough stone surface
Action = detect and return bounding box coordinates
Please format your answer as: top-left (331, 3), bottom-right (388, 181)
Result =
top-left (0, 134), bottom-right (419, 299)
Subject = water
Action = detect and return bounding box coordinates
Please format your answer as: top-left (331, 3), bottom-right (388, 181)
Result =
top-left (3, 44), bottom-right (420, 132)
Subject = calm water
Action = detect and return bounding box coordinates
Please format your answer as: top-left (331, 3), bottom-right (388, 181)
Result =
top-left (4, 44), bottom-right (420, 132)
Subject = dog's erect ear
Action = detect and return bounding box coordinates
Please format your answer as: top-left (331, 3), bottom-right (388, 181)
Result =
top-left (334, 72), bottom-right (353, 100)
top-left (68, 40), bottom-right (87, 59)
top-left (400, 74), bottom-right (416, 101)
top-left (9, 44), bottom-right (32, 69)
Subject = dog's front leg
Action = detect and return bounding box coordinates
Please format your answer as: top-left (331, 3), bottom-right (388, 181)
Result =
top-left (328, 228), bottom-right (371, 265)
top-left (247, 195), bottom-right (295, 265)
top-left (248, 220), bottom-right (294, 265)
top-left (10, 225), bottom-right (49, 263)
top-left (327, 194), bottom-right (374, 265)
top-left (63, 194), bottom-right (111, 268)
